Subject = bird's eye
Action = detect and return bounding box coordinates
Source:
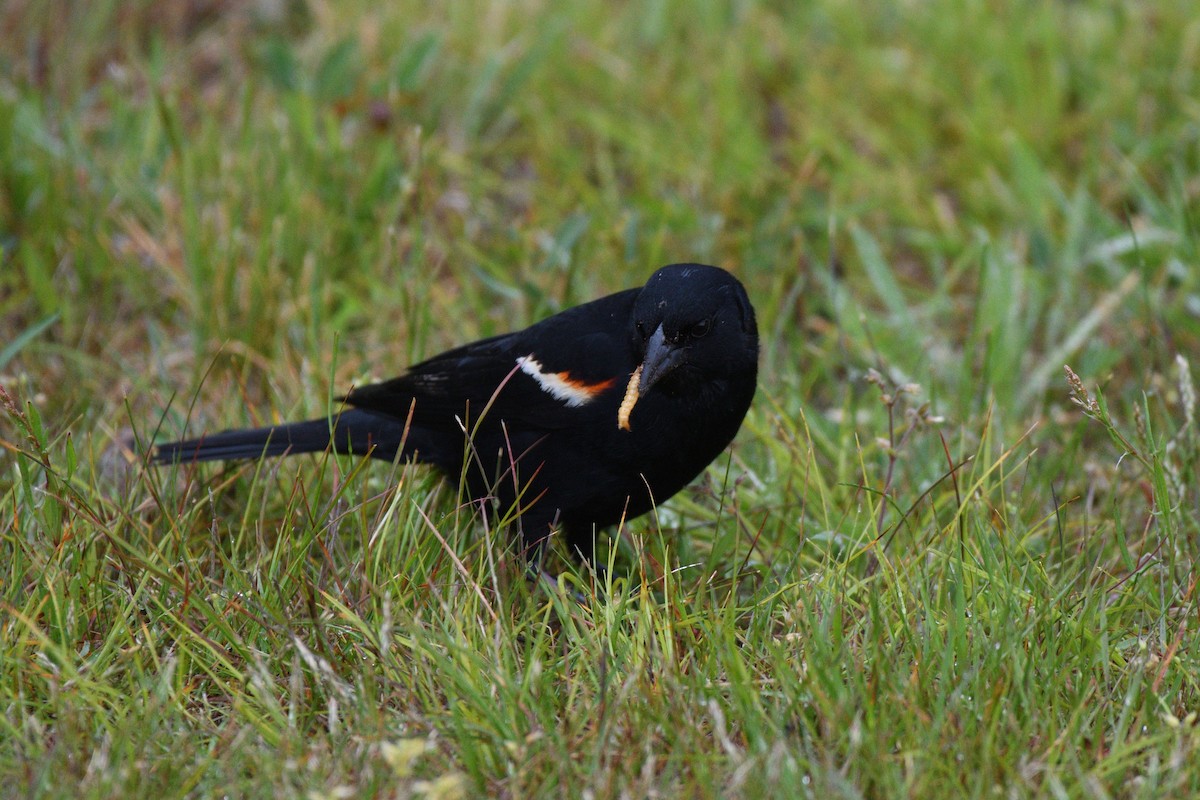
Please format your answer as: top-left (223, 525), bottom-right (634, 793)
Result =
top-left (689, 319), bottom-right (711, 339)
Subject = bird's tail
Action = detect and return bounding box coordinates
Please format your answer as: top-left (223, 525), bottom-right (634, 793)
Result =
top-left (151, 408), bottom-right (412, 464)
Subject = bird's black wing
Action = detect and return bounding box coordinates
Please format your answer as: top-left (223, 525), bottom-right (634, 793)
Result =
top-left (343, 288), bottom-right (642, 433)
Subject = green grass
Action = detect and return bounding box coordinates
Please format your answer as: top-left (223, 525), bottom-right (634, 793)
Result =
top-left (3, 0), bottom-right (1200, 796)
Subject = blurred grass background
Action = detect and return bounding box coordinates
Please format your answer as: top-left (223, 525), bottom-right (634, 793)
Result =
top-left (2, 0), bottom-right (1199, 797)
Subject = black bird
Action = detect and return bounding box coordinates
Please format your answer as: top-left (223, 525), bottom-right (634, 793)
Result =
top-left (153, 263), bottom-right (758, 563)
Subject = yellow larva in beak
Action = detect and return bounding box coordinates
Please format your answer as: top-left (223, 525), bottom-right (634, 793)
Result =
top-left (618, 364), bottom-right (642, 431)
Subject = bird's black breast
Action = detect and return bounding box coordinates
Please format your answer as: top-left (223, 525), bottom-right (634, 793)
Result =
top-left (542, 366), bottom-right (757, 541)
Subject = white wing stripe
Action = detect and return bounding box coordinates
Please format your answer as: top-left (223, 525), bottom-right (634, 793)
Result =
top-left (515, 355), bottom-right (598, 408)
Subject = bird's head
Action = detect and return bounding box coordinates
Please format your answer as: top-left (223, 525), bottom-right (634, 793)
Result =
top-left (617, 264), bottom-right (758, 429)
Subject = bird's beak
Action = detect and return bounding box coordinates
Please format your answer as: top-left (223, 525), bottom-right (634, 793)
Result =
top-left (638, 323), bottom-right (682, 395)
top-left (618, 324), bottom-right (685, 431)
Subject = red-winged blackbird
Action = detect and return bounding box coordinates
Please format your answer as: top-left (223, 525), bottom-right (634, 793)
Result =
top-left (153, 263), bottom-right (758, 563)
